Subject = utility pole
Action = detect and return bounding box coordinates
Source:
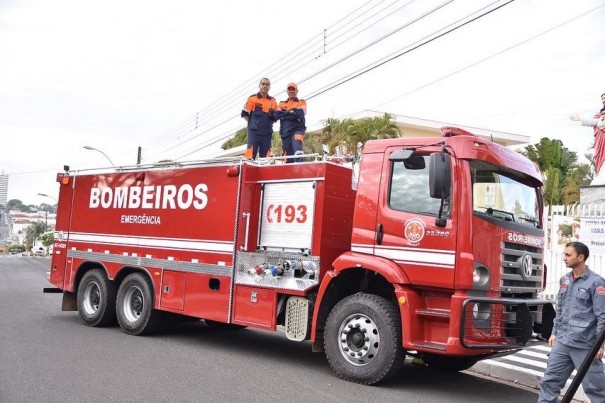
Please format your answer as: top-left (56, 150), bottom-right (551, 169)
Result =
top-left (137, 146), bottom-right (142, 165)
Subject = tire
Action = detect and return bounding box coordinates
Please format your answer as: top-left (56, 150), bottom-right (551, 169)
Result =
top-left (324, 293), bottom-right (404, 385)
top-left (422, 353), bottom-right (478, 372)
top-left (116, 273), bottom-right (164, 336)
top-left (77, 269), bottom-right (117, 327)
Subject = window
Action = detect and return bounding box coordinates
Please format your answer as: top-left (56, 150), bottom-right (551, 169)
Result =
top-left (389, 155), bottom-right (451, 217)
top-left (470, 160), bottom-right (539, 228)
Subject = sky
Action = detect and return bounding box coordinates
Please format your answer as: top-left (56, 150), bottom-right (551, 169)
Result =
top-left (1, 0), bottom-right (604, 206)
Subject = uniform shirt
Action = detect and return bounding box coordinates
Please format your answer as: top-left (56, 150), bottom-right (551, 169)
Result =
top-left (552, 267), bottom-right (605, 349)
top-left (241, 93), bottom-right (277, 137)
top-left (273, 97), bottom-right (307, 138)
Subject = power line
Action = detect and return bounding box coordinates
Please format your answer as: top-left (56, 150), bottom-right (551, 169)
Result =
top-left (145, 0), bottom-right (389, 154)
top-left (169, 1), bottom-right (518, 161)
top-left (297, 0), bottom-right (451, 89)
top-left (147, 0), bottom-right (451, 160)
top-left (306, 0), bottom-right (516, 100)
top-left (373, 3), bottom-right (605, 110)
top-left (147, 0), bottom-right (447, 161)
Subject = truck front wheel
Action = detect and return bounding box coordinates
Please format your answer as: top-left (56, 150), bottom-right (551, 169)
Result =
top-left (324, 293), bottom-right (404, 385)
top-left (116, 273), bottom-right (164, 336)
top-left (77, 269), bottom-right (117, 327)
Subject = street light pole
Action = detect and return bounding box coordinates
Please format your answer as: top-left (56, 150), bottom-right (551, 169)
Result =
top-left (37, 193), bottom-right (57, 232)
top-left (83, 145), bottom-right (115, 167)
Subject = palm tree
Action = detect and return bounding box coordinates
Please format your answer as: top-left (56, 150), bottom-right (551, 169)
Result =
top-left (24, 221), bottom-right (46, 250)
top-left (519, 138), bottom-right (590, 206)
top-left (320, 113), bottom-right (401, 155)
top-left (221, 113), bottom-right (401, 159)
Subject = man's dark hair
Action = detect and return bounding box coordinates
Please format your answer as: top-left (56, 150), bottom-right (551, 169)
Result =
top-left (566, 241), bottom-right (590, 260)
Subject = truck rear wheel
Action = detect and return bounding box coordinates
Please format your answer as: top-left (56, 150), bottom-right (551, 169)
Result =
top-left (324, 293), bottom-right (404, 385)
top-left (116, 273), bottom-right (164, 336)
top-left (77, 269), bottom-right (117, 327)
top-left (422, 353), bottom-right (478, 372)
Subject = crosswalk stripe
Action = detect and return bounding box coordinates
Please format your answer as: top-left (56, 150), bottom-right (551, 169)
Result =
top-left (515, 349), bottom-right (549, 360)
top-left (529, 345), bottom-right (552, 353)
top-left (501, 354), bottom-right (548, 369)
top-left (482, 359), bottom-right (545, 377)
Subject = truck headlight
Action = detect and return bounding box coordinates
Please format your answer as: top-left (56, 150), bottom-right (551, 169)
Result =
top-left (472, 265), bottom-right (489, 287)
top-left (472, 302), bottom-right (491, 321)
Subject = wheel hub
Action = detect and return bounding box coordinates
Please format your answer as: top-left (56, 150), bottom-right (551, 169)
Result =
top-left (83, 282), bottom-right (101, 314)
top-left (338, 314), bottom-right (380, 366)
top-left (123, 286), bottom-right (144, 322)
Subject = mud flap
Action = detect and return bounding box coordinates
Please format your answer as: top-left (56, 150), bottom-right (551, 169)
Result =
top-left (536, 302), bottom-right (555, 339)
top-left (61, 291), bottom-right (77, 311)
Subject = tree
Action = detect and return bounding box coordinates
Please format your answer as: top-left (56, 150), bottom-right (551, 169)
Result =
top-left (221, 127), bottom-right (247, 150)
top-left (39, 203), bottom-right (56, 214)
top-left (320, 113), bottom-right (401, 155)
top-left (24, 221), bottom-right (46, 250)
top-left (561, 161), bottom-right (592, 205)
top-left (220, 113), bottom-right (401, 160)
top-left (7, 199), bottom-right (32, 212)
top-left (41, 232), bottom-right (54, 247)
top-left (518, 138), bottom-right (587, 206)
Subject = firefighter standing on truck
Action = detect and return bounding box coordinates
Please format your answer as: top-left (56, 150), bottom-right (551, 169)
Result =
top-left (273, 82), bottom-right (307, 163)
top-left (241, 78), bottom-right (277, 160)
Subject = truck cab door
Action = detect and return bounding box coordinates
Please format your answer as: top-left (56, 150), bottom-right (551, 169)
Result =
top-left (374, 148), bottom-right (456, 288)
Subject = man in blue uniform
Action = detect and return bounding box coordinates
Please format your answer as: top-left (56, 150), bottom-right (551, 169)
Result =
top-left (273, 82), bottom-right (307, 163)
top-left (538, 241), bottom-right (605, 402)
top-left (241, 78), bottom-right (277, 160)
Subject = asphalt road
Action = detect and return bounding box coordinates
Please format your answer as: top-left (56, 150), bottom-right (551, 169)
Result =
top-left (0, 256), bottom-right (540, 402)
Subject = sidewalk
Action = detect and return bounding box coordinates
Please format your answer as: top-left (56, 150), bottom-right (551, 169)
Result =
top-left (468, 344), bottom-right (590, 402)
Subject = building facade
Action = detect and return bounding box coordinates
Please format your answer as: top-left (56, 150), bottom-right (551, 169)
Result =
top-left (0, 174), bottom-right (7, 206)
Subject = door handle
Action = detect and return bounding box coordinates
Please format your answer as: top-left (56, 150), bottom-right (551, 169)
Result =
top-left (376, 223), bottom-right (383, 245)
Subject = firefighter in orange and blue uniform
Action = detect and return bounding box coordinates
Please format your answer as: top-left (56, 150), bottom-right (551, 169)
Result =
top-left (273, 82), bottom-right (306, 163)
top-left (241, 78), bottom-right (277, 160)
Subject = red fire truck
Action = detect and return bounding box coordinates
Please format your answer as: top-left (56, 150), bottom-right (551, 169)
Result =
top-left (46, 127), bottom-right (554, 384)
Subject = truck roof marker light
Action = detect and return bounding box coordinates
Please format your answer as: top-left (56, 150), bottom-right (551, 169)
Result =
top-left (440, 126), bottom-right (475, 137)
top-left (226, 166), bottom-right (240, 177)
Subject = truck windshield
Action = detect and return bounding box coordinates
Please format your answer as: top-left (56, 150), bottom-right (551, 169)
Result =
top-left (470, 160), bottom-right (540, 228)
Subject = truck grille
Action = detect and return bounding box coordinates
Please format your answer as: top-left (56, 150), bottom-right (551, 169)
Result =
top-left (501, 242), bottom-right (543, 296)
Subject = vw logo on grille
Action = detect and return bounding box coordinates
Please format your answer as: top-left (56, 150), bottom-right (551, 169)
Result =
top-left (520, 253), bottom-right (533, 280)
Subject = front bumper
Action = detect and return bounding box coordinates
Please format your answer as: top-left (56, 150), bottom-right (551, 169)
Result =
top-left (460, 297), bottom-right (555, 349)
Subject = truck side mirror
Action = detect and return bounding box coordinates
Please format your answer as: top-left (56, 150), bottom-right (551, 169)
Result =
top-left (429, 152), bottom-right (451, 199)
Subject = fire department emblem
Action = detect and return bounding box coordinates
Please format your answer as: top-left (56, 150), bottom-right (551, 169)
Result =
top-left (404, 218), bottom-right (425, 245)
top-left (597, 286), bottom-right (605, 296)
top-left (520, 253), bottom-right (533, 280)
